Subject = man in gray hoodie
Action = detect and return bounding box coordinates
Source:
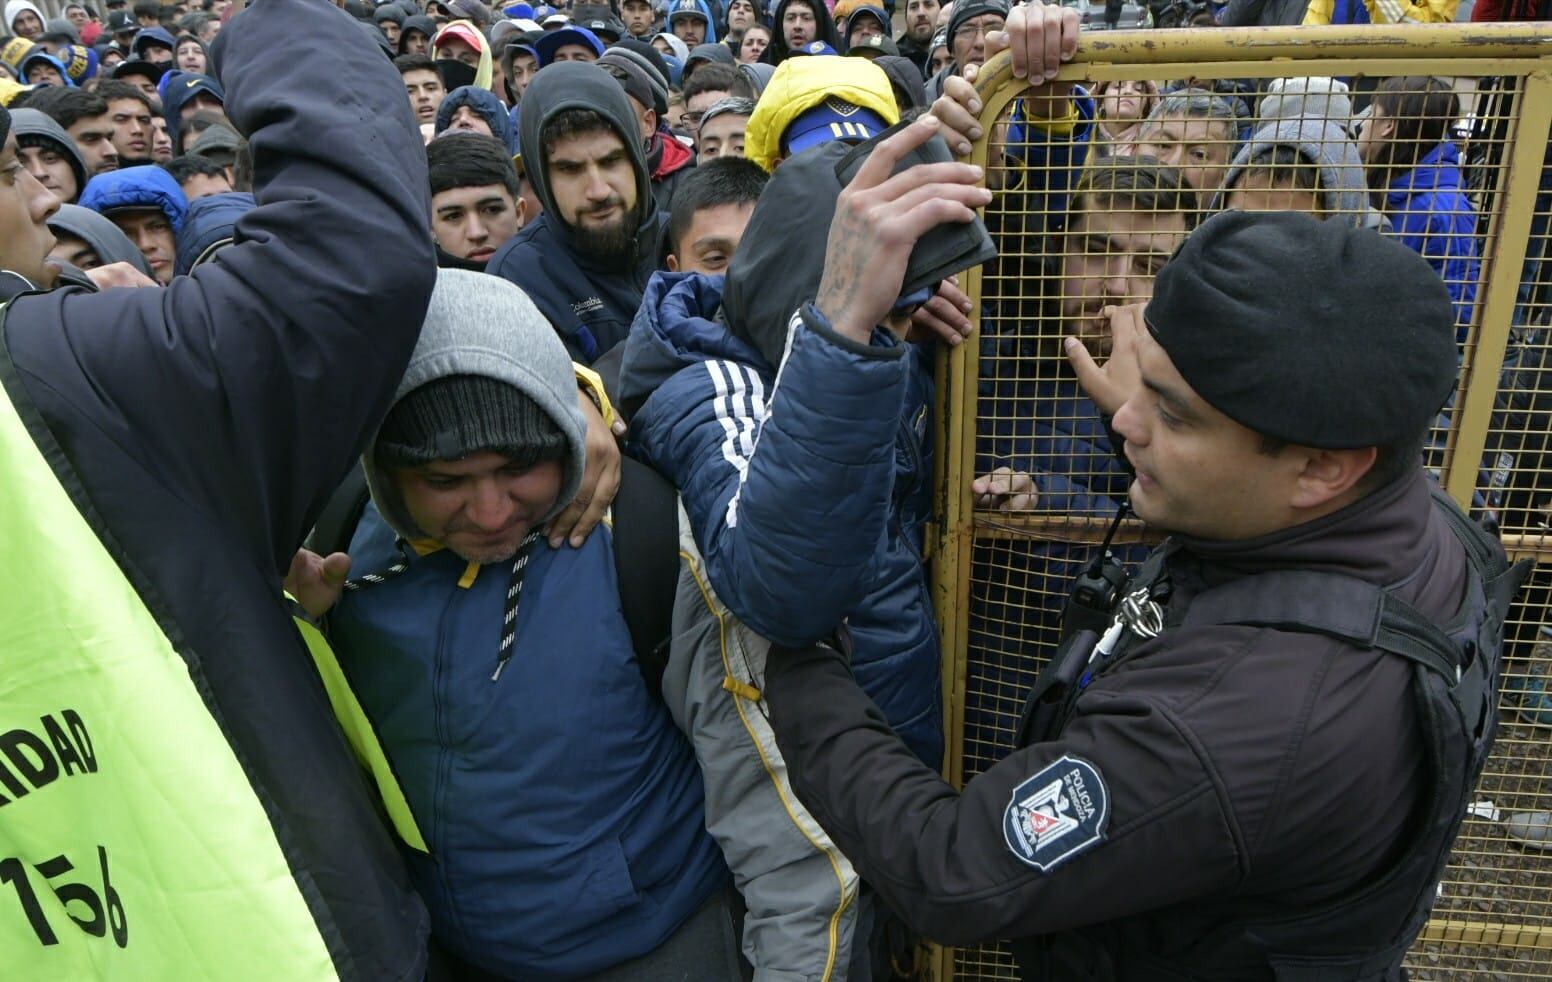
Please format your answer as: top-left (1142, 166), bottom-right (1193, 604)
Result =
top-left (1217, 115), bottom-right (1385, 231)
top-left (47, 201), bottom-right (155, 276)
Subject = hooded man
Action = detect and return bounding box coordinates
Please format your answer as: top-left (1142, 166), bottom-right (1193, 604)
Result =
top-left (434, 83), bottom-right (515, 152)
top-left (762, 0), bottom-right (839, 64)
top-left (79, 161), bottom-right (188, 282)
top-left (486, 61), bottom-right (661, 364)
top-left (19, 50), bottom-right (77, 88)
top-left (432, 18), bottom-right (494, 90)
top-left (160, 71), bottom-right (224, 149)
top-left (374, 2), bottom-right (406, 45)
top-left (743, 55), bottom-right (898, 171)
top-left (668, 0), bottom-right (717, 45)
top-left (130, 26), bottom-right (177, 64)
top-left (47, 201), bottom-right (154, 275)
top-left (286, 268), bottom-right (734, 981)
top-left (11, 107), bottom-right (88, 202)
top-left (842, 2), bottom-right (889, 47)
top-left (5, 0), bottom-right (44, 39)
top-left (398, 12), bottom-right (436, 54)
top-left (0, 0), bottom-right (439, 976)
top-left (1217, 116), bottom-right (1386, 231)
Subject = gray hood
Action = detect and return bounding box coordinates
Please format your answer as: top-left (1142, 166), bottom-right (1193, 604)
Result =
top-left (1219, 116), bottom-right (1380, 229)
top-left (361, 268), bottom-right (588, 541)
top-left (47, 203), bottom-right (154, 276)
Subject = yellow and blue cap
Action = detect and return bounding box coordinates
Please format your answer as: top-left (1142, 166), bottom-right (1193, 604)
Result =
top-left (781, 96), bottom-right (889, 157)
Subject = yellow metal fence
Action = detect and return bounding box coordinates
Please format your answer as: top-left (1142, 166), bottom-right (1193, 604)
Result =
top-left (931, 22), bottom-right (1552, 979)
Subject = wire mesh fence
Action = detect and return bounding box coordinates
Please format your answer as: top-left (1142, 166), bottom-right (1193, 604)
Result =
top-left (931, 22), bottom-right (1552, 980)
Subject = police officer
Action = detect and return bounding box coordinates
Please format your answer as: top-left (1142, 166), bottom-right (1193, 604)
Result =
top-left (761, 210), bottom-right (1527, 978)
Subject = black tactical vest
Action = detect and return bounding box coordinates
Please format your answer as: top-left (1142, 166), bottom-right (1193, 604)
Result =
top-left (1008, 489), bottom-right (1530, 980)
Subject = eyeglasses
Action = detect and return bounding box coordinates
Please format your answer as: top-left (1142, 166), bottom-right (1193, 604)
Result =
top-left (952, 17), bottom-right (1003, 43)
top-left (683, 110), bottom-right (707, 128)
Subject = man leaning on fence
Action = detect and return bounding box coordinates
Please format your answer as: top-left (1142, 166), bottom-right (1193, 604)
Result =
top-left (751, 17), bottom-right (1528, 976)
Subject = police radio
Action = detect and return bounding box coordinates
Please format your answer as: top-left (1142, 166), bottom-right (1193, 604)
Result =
top-left (1061, 503), bottom-right (1131, 640)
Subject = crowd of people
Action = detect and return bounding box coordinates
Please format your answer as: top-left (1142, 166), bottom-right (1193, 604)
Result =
top-left (0, 0), bottom-right (1545, 979)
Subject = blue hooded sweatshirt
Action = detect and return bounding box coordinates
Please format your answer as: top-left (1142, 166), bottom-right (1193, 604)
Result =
top-left (1385, 140), bottom-right (1480, 339)
top-left (666, 0), bottom-right (717, 42)
top-left (434, 84), bottom-right (517, 155)
top-left (160, 71), bottom-right (226, 148)
top-left (18, 50), bottom-right (76, 87)
top-left (79, 164), bottom-right (189, 234)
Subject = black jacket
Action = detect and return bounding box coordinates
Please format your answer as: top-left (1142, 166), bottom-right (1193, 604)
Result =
top-left (486, 61), bottom-right (662, 364)
top-left (765, 470), bottom-right (1463, 978)
top-left (1, 1), bottom-right (437, 977)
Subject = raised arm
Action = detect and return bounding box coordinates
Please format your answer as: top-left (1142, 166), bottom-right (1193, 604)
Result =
top-left (4, 0), bottom-right (435, 573)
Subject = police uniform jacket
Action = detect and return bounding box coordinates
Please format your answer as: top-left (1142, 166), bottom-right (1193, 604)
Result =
top-left (764, 469), bottom-right (1463, 979)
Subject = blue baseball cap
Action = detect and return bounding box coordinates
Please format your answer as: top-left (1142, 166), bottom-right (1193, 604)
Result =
top-left (534, 25), bottom-right (604, 65)
top-left (667, 0), bottom-right (709, 24)
top-left (790, 40), bottom-right (837, 56)
top-left (781, 97), bottom-right (888, 156)
top-left (503, 2), bottom-right (536, 16)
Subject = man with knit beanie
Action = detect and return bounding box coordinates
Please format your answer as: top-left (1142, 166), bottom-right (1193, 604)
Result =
top-left (287, 269), bottom-right (738, 981)
top-left (598, 44), bottom-right (693, 212)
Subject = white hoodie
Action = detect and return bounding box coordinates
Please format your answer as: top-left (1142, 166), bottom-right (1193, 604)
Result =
top-left (4, 0), bottom-right (43, 36)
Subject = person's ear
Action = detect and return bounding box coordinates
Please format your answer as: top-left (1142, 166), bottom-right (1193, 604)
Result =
top-left (1290, 446), bottom-right (1377, 511)
top-left (516, 194), bottom-right (528, 227)
top-left (665, 252), bottom-right (680, 271)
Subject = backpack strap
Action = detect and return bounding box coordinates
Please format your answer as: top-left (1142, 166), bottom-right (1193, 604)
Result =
top-left (1179, 569), bottom-right (1462, 681)
top-left (306, 462), bottom-right (372, 557)
top-left (612, 455), bottom-right (681, 699)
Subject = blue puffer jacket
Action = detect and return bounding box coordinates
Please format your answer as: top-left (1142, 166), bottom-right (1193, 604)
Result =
top-left (1386, 141), bottom-right (1480, 338)
top-left (330, 503), bottom-right (727, 979)
top-left (79, 164), bottom-right (189, 233)
top-left (621, 273), bottom-right (943, 767)
top-left (175, 191), bottom-right (255, 275)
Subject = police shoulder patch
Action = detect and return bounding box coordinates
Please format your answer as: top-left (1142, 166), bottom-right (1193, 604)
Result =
top-left (1002, 754), bottom-right (1109, 872)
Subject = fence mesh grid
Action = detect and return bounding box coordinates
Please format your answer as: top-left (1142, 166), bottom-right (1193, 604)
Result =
top-left (935, 24), bottom-right (1552, 980)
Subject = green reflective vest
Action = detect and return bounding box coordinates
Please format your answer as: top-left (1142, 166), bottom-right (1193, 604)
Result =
top-left (0, 352), bottom-right (337, 975)
top-left (290, 606), bottom-right (428, 854)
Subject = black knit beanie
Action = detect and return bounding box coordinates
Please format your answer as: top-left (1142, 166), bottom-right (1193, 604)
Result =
top-left (376, 374), bottom-right (570, 469)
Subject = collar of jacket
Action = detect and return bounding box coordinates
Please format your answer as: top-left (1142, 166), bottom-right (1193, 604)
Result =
top-left (1175, 467), bottom-right (1433, 587)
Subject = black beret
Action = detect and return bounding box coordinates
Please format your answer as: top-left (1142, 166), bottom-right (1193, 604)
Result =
top-left (1144, 210), bottom-right (1457, 450)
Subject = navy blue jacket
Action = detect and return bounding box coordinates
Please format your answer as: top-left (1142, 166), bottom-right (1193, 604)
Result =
top-left (1385, 141), bottom-right (1480, 338)
top-left (175, 191), bottom-right (255, 275)
top-left (622, 273), bottom-right (943, 766)
top-left (487, 61), bottom-right (662, 364)
top-left (332, 505), bottom-right (727, 979)
top-left (1, 1), bottom-right (437, 976)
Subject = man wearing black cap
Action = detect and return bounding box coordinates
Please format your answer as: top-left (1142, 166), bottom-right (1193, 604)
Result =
top-left (756, 209), bottom-right (1524, 978)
